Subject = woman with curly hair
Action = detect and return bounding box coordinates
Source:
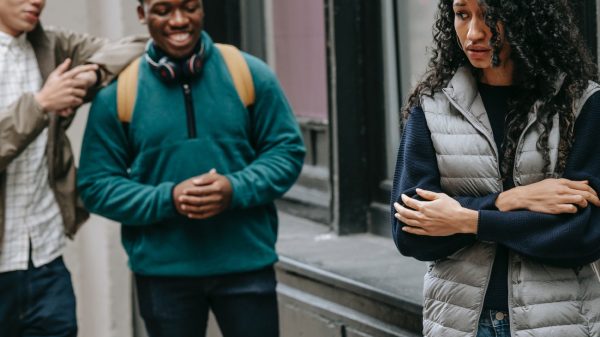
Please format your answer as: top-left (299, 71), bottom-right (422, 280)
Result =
top-left (391, 0), bottom-right (600, 336)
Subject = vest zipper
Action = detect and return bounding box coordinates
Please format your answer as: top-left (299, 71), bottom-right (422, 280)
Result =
top-left (443, 91), bottom-right (503, 184)
top-left (182, 82), bottom-right (197, 138)
top-left (473, 247), bottom-right (497, 336)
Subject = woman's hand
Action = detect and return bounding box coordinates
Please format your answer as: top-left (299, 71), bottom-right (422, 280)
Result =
top-left (394, 188), bottom-right (478, 236)
top-left (496, 178), bottom-right (600, 214)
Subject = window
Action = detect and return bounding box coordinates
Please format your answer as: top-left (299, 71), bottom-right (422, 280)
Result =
top-left (382, 0), bottom-right (437, 178)
top-left (264, 0), bottom-right (331, 224)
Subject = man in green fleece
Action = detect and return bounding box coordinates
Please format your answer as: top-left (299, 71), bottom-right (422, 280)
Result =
top-left (77, 0), bottom-right (305, 336)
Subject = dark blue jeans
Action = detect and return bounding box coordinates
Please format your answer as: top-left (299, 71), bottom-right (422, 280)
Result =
top-left (477, 310), bottom-right (511, 337)
top-left (135, 266), bottom-right (279, 337)
top-left (0, 257), bottom-right (77, 337)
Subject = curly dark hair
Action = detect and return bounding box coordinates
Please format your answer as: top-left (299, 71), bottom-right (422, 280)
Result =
top-left (405, 0), bottom-right (598, 180)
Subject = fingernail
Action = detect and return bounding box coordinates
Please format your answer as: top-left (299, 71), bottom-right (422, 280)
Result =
top-left (181, 205), bottom-right (186, 210)
top-left (193, 179), bottom-right (201, 184)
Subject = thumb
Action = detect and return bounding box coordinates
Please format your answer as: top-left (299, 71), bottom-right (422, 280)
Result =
top-left (55, 58), bottom-right (72, 75)
top-left (415, 188), bottom-right (439, 201)
top-left (192, 173), bottom-right (216, 185)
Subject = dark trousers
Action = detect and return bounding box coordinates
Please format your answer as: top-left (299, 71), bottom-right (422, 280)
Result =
top-left (135, 266), bottom-right (279, 337)
top-left (0, 257), bottom-right (77, 337)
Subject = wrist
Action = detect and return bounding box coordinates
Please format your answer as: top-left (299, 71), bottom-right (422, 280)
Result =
top-left (496, 188), bottom-right (521, 211)
top-left (93, 67), bottom-right (103, 88)
top-left (458, 208), bottom-right (479, 234)
top-left (34, 92), bottom-right (49, 112)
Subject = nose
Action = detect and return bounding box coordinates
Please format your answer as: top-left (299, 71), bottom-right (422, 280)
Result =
top-left (169, 9), bottom-right (189, 27)
top-left (466, 16), bottom-right (487, 43)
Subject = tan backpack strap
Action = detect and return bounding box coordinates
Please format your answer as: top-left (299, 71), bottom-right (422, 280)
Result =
top-left (215, 43), bottom-right (255, 107)
top-left (117, 58), bottom-right (141, 123)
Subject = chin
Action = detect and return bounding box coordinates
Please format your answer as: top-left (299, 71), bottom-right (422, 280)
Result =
top-left (168, 47), bottom-right (196, 59)
top-left (469, 60), bottom-right (492, 70)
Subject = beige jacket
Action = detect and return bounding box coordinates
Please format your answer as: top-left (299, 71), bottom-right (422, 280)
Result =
top-left (0, 24), bottom-right (145, 246)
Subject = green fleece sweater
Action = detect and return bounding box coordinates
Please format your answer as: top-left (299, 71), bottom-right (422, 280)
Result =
top-left (77, 33), bottom-right (305, 277)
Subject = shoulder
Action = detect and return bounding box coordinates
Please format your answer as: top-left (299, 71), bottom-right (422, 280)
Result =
top-left (38, 25), bottom-right (62, 36)
top-left (573, 89), bottom-right (600, 136)
top-left (578, 86), bottom-right (600, 118)
top-left (38, 25), bottom-right (79, 42)
top-left (91, 81), bottom-right (118, 111)
top-left (241, 52), bottom-right (280, 89)
top-left (405, 106), bottom-right (430, 131)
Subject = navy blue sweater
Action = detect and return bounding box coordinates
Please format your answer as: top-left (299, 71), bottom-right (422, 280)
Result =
top-left (391, 89), bottom-right (600, 310)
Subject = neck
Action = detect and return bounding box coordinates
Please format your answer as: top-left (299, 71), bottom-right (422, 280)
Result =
top-left (0, 27), bottom-right (23, 38)
top-left (480, 59), bottom-right (514, 86)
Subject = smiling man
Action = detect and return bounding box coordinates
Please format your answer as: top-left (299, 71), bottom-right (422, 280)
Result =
top-left (0, 0), bottom-right (145, 336)
top-left (77, 0), bottom-right (305, 336)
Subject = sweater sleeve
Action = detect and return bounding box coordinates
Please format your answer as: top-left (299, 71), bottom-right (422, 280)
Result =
top-left (77, 86), bottom-right (177, 226)
top-left (391, 106), bottom-right (482, 261)
top-left (224, 55), bottom-right (305, 209)
top-left (477, 92), bottom-right (600, 267)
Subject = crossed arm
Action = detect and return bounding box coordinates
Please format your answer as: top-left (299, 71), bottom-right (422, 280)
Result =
top-left (391, 100), bottom-right (600, 266)
top-left (394, 179), bottom-right (600, 236)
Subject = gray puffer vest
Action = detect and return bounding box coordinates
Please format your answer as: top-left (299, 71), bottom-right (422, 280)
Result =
top-left (420, 67), bottom-right (600, 337)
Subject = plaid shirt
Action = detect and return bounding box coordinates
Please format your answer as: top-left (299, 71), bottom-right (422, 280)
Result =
top-left (0, 31), bottom-right (65, 273)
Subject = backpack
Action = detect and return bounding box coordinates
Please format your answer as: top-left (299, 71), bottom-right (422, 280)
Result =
top-left (116, 43), bottom-right (255, 123)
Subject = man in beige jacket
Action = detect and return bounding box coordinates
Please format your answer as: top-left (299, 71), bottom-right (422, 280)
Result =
top-left (0, 0), bottom-right (144, 336)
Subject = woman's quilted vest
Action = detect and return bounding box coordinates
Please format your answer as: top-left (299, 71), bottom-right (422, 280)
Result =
top-left (419, 67), bottom-right (600, 337)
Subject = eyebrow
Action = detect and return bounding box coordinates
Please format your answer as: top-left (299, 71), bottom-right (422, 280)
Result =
top-left (453, 2), bottom-right (466, 7)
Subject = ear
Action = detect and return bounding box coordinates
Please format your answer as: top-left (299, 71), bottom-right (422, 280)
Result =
top-left (137, 5), bottom-right (147, 24)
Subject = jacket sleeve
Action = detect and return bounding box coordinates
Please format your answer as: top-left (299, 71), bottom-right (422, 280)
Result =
top-left (0, 93), bottom-right (48, 171)
top-left (48, 27), bottom-right (147, 92)
top-left (391, 106), bottom-right (478, 261)
top-left (77, 87), bottom-right (178, 225)
top-left (477, 93), bottom-right (600, 267)
top-left (224, 55), bottom-right (306, 209)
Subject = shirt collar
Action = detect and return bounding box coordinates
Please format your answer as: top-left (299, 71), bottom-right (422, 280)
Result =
top-left (0, 30), bottom-right (28, 49)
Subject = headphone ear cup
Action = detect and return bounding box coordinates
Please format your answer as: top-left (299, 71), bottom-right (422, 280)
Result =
top-left (157, 57), bottom-right (179, 82)
top-left (184, 53), bottom-right (203, 78)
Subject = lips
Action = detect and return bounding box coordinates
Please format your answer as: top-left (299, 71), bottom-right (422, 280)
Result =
top-left (167, 32), bottom-right (193, 47)
top-left (466, 45), bottom-right (491, 60)
top-left (23, 10), bottom-right (40, 24)
top-left (466, 46), bottom-right (491, 53)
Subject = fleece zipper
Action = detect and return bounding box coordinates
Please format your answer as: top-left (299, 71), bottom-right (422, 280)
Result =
top-left (182, 82), bottom-right (197, 138)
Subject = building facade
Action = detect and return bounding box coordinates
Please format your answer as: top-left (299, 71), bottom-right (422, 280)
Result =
top-left (40, 0), bottom-right (599, 336)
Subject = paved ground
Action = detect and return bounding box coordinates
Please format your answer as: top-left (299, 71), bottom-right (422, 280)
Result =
top-left (277, 212), bottom-right (425, 307)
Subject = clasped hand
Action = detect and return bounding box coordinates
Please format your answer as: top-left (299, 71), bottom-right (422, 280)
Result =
top-left (172, 169), bottom-right (233, 220)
